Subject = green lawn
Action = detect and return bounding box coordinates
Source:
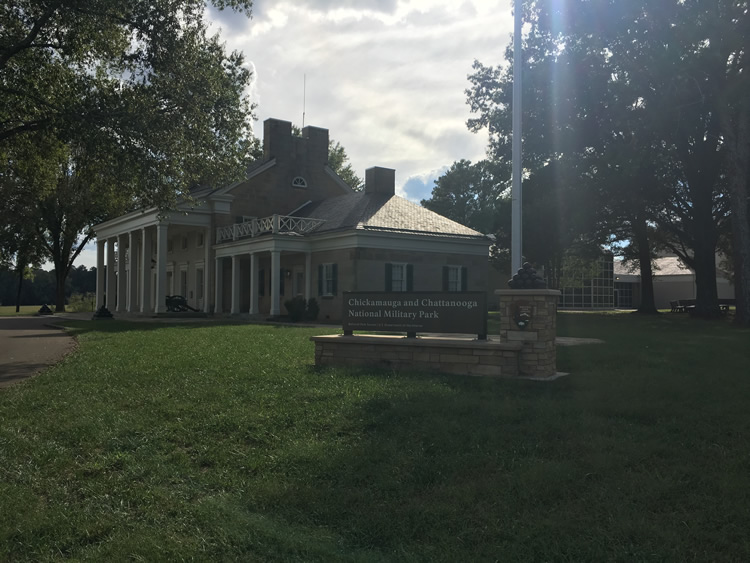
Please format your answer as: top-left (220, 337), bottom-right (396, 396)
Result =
top-left (1, 313), bottom-right (749, 561)
top-left (0, 305), bottom-right (45, 316)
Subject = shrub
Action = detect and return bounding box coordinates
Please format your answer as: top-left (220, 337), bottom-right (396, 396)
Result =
top-left (67, 292), bottom-right (96, 312)
top-left (306, 297), bottom-right (320, 321)
top-left (284, 296), bottom-right (307, 322)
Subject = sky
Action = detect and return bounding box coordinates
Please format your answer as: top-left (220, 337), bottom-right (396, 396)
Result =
top-left (70, 0), bottom-right (514, 270)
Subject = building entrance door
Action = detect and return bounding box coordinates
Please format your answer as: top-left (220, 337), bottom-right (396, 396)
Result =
top-left (293, 266), bottom-right (305, 297)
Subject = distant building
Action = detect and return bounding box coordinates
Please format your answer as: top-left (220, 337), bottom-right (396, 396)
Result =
top-left (93, 118), bottom-right (491, 320)
top-left (613, 255), bottom-right (734, 309)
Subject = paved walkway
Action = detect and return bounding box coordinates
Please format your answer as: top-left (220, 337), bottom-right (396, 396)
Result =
top-left (0, 316), bottom-right (77, 389)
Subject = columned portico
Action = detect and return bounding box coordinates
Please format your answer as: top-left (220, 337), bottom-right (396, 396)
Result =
top-left (249, 253), bottom-right (258, 315)
top-left (305, 252), bottom-right (312, 300)
top-left (140, 226), bottom-right (152, 313)
top-left (127, 231), bottom-right (138, 312)
top-left (270, 250), bottom-right (281, 316)
top-left (214, 256), bottom-right (223, 314)
top-left (96, 240), bottom-right (105, 309)
top-left (154, 224), bottom-right (168, 314)
top-left (231, 255), bottom-right (241, 314)
top-left (116, 235), bottom-right (127, 312)
top-left (203, 227), bottom-right (211, 313)
top-left (106, 238), bottom-right (116, 309)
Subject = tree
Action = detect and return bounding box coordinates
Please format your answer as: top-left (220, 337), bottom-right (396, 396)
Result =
top-left (466, 0), bottom-right (741, 318)
top-left (2, 0), bottom-right (257, 310)
top-left (1, 0), bottom-right (255, 209)
top-left (328, 141), bottom-right (363, 190)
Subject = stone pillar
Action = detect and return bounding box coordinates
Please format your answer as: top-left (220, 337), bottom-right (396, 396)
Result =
top-left (140, 227), bottom-right (152, 313)
top-left (116, 235), bottom-right (127, 312)
top-left (270, 250), bottom-right (281, 316)
top-left (249, 252), bottom-right (258, 315)
top-left (203, 226), bottom-right (211, 313)
top-left (214, 257), bottom-right (223, 314)
top-left (495, 289), bottom-right (561, 378)
top-left (154, 224), bottom-right (168, 314)
top-left (231, 255), bottom-right (240, 314)
top-left (127, 231), bottom-right (138, 312)
top-left (96, 239), bottom-right (105, 309)
top-left (106, 238), bottom-right (116, 309)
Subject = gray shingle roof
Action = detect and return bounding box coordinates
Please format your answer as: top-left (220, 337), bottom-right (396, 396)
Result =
top-left (294, 192), bottom-right (486, 239)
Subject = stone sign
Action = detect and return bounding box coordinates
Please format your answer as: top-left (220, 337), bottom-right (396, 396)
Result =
top-left (343, 292), bottom-right (487, 338)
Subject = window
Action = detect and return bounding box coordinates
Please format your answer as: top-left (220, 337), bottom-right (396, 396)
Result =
top-left (443, 266), bottom-right (467, 292)
top-left (167, 238), bottom-right (173, 253)
top-left (197, 232), bottom-right (204, 248)
top-left (318, 263), bottom-right (338, 296)
top-left (258, 269), bottom-right (265, 296)
top-left (180, 268), bottom-right (188, 296)
top-left (386, 263), bottom-right (413, 292)
top-left (292, 176), bottom-right (307, 188)
top-left (181, 236), bottom-right (188, 250)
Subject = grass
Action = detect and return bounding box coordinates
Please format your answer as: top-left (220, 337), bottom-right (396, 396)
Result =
top-left (0, 305), bottom-right (45, 316)
top-left (1, 313), bottom-right (749, 561)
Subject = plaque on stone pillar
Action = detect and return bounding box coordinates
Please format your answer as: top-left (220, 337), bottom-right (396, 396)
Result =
top-left (511, 300), bottom-right (533, 330)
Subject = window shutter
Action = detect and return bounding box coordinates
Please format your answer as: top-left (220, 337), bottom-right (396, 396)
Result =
top-left (279, 269), bottom-right (285, 295)
top-left (406, 264), bottom-right (414, 291)
top-left (385, 263), bottom-right (392, 292)
top-left (461, 266), bottom-right (468, 291)
top-left (332, 263), bottom-right (338, 295)
top-left (318, 264), bottom-right (323, 296)
top-left (442, 266), bottom-right (449, 291)
top-left (258, 269), bottom-right (265, 296)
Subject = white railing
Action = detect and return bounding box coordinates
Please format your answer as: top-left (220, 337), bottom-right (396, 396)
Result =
top-left (216, 214), bottom-right (326, 243)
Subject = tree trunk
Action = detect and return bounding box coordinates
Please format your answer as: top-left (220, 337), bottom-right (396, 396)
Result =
top-left (54, 270), bottom-right (67, 313)
top-left (15, 266), bottom-right (24, 313)
top-left (718, 87), bottom-right (750, 325)
top-left (726, 138), bottom-right (750, 326)
top-left (692, 240), bottom-right (722, 318)
top-left (633, 217), bottom-right (658, 314)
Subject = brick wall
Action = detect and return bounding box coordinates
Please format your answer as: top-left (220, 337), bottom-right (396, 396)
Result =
top-left (311, 334), bottom-right (523, 377)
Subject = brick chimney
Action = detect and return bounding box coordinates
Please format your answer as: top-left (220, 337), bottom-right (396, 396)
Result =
top-left (263, 118), bottom-right (293, 160)
top-left (301, 125), bottom-right (329, 166)
top-left (364, 167), bottom-right (395, 196)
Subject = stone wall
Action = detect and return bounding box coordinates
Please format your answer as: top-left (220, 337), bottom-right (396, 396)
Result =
top-left (311, 334), bottom-right (523, 377)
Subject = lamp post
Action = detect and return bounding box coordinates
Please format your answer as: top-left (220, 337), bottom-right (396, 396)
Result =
top-left (511, 0), bottom-right (523, 273)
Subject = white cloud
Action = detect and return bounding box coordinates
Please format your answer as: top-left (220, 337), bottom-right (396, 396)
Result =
top-left (211, 0), bottom-right (511, 198)
top-left (72, 1), bottom-right (512, 270)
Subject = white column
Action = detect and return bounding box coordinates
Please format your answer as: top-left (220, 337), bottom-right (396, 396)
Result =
top-left (106, 238), bottom-right (116, 309)
top-left (140, 227), bottom-right (152, 313)
top-left (231, 255), bottom-right (240, 314)
top-left (305, 252), bottom-right (312, 301)
top-left (116, 235), bottom-right (127, 312)
top-left (214, 257), bottom-right (223, 314)
top-left (154, 224), bottom-right (168, 314)
top-left (96, 239), bottom-right (105, 309)
top-left (270, 250), bottom-right (281, 316)
top-left (127, 231), bottom-right (138, 312)
top-left (203, 226), bottom-right (211, 313)
top-left (249, 253), bottom-right (258, 315)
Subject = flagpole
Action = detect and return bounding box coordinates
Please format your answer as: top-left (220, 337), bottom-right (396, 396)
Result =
top-left (511, 0), bottom-right (523, 273)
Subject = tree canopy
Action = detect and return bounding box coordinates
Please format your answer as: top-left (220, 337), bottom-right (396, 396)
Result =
top-left (459, 0), bottom-right (748, 320)
top-left (1, 0), bottom-right (257, 310)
